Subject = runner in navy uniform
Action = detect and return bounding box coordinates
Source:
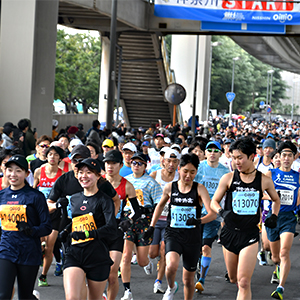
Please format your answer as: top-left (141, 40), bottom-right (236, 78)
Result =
top-left (0, 155), bottom-right (51, 299)
top-left (211, 137), bottom-right (280, 300)
top-left (265, 141), bottom-right (300, 300)
top-left (61, 158), bottom-right (118, 300)
top-left (144, 153), bottom-right (215, 300)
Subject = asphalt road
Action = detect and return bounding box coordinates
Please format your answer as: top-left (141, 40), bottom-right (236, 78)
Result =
top-left (13, 224), bottom-right (300, 300)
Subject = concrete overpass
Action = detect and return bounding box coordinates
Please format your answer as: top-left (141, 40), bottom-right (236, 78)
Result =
top-left (1, 0), bottom-right (300, 135)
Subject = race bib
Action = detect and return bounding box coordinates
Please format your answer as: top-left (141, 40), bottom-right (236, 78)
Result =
top-left (0, 205), bottom-right (27, 231)
top-left (170, 205), bottom-right (196, 228)
top-left (136, 189), bottom-right (145, 207)
top-left (232, 191), bottom-right (259, 215)
top-left (72, 213), bottom-right (97, 245)
top-left (202, 176), bottom-right (219, 195)
top-left (277, 190), bottom-right (293, 206)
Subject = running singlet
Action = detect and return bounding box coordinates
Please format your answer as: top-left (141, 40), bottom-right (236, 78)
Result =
top-left (155, 170), bottom-right (179, 221)
top-left (38, 166), bottom-right (63, 199)
top-left (224, 169), bottom-right (263, 230)
top-left (0, 178), bottom-right (2, 191)
top-left (103, 175), bottom-right (127, 220)
top-left (270, 168), bottom-right (300, 212)
top-left (256, 156), bottom-right (273, 174)
top-left (167, 181), bottom-right (202, 229)
top-left (195, 160), bottom-right (229, 217)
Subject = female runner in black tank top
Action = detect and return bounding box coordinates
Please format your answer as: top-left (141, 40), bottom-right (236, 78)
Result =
top-left (211, 138), bottom-right (280, 300)
top-left (143, 153), bottom-right (216, 300)
top-left (61, 158), bottom-right (117, 300)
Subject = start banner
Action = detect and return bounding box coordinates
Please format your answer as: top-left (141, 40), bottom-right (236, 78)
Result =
top-left (154, 0), bottom-right (300, 25)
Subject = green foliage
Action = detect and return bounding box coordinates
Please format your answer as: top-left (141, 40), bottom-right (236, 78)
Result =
top-left (210, 36), bottom-right (288, 115)
top-left (55, 30), bottom-right (101, 114)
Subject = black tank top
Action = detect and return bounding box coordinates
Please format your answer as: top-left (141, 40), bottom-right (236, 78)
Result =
top-left (165, 181), bottom-right (202, 243)
top-left (224, 169), bottom-right (263, 231)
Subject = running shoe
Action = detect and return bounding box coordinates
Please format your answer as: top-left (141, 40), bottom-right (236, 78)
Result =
top-left (271, 287), bottom-right (283, 299)
top-left (38, 276), bottom-right (48, 287)
top-left (270, 271), bottom-right (279, 284)
top-left (121, 289), bottom-right (133, 300)
top-left (54, 262), bottom-right (63, 276)
top-left (33, 290), bottom-right (40, 300)
top-left (131, 254), bottom-right (137, 265)
top-left (153, 280), bottom-right (164, 294)
top-left (195, 279), bottom-right (204, 292)
top-left (102, 293), bottom-right (108, 300)
top-left (257, 251), bottom-right (267, 266)
top-left (118, 269), bottom-right (121, 278)
top-left (144, 260), bottom-right (153, 275)
top-left (162, 282), bottom-right (178, 300)
top-left (276, 265), bottom-right (280, 279)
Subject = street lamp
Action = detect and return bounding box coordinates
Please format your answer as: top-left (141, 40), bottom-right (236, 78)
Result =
top-left (265, 69), bottom-right (274, 120)
top-left (268, 69), bottom-right (274, 121)
top-left (229, 56), bottom-right (240, 123)
top-left (206, 41), bottom-right (222, 121)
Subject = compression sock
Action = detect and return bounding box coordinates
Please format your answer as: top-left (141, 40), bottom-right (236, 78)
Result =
top-left (123, 282), bottom-right (131, 291)
top-left (200, 256), bottom-right (212, 283)
top-left (39, 274), bottom-right (46, 280)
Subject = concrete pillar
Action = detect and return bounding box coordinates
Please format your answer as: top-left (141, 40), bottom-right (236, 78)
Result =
top-left (0, 0), bottom-right (58, 136)
top-left (171, 35), bottom-right (211, 122)
top-left (98, 36), bottom-right (110, 124)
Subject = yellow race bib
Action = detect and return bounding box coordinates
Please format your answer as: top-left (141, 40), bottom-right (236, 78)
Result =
top-left (0, 205), bottom-right (27, 231)
top-left (72, 213), bottom-right (97, 245)
top-left (136, 189), bottom-right (145, 207)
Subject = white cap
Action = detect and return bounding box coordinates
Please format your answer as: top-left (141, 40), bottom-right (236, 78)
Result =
top-left (181, 147), bottom-right (189, 155)
top-left (70, 138), bottom-right (83, 148)
top-left (52, 119), bottom-right (59, 127)
top-left (122, 142), bottom-right (137, 153)
top-left (164, 137), bottom-right (171, 144)
top-left (159, 147), bottom-right (170, 155)
top-left (171, 144), bottom-right (181, 151)
top-left (164, 149), bottom-right (181, 160)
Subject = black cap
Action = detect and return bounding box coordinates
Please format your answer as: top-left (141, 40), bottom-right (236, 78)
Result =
top-left (5, 155), bottom-right (28, 172)
top-left (70, 145), bottom-right (91, 160)
top-left (224, 138), bottom-right (234, 145)
top-left (174, 137), bottom-right (183, 145)
top-left (131, 152), bottom-right (148, 163)
top-left (103, 150), bottom-right (123, 163)
top-left (76, 158), bottom-right (101, 173)
top-left (46, 146), bottom-right (65, 159)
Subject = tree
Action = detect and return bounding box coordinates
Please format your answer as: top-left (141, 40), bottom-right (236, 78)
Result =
top-left (55, 30), bottom-right (101, 114)
top-left (209, 36), bottom-right (288, 115)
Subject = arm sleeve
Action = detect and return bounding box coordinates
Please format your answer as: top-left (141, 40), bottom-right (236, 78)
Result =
top-left (31, 193), bottom-right (52, 238)
top-left (98, 179), bottom-right (117, 198)
top-left (90, 195), bottom-right (118, 241)
top-left (128, 197), bottom-right (141, 221)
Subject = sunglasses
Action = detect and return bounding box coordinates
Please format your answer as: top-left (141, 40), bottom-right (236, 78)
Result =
top-left (39, 144), bottom-right (50, 148)
top-left (206, 148), bottom-right (221, 153)
top-left (103, 146), bottom-right (113, 148)
top-left (131, 161), bottom-right (146, 167)
top-left (71, 157), bottom-right (84, 164)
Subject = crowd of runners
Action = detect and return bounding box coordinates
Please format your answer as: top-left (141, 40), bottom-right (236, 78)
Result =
top-left (0, 116), bottom-right (299, 300)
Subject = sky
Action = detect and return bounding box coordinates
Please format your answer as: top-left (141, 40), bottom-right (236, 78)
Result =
top-left (57, 25), bottom-right (100, 37)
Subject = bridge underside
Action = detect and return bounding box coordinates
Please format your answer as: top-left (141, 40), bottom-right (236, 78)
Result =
top-left (59, 0), bottom-right (300, 74)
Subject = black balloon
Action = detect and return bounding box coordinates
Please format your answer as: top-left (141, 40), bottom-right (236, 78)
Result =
top-left (164, 83), bottom-right (186, 105)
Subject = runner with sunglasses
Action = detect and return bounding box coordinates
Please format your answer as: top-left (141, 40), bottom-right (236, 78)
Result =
top-left (30, 135), bottom-right (53, 174)
top-left (120, 153), bottom-right (163, 300)
top-left (194, 141), bottom-right (229, 293)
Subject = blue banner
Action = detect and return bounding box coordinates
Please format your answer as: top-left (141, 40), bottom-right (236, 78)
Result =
top-left (154, 0), bottom-right (300, 25)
